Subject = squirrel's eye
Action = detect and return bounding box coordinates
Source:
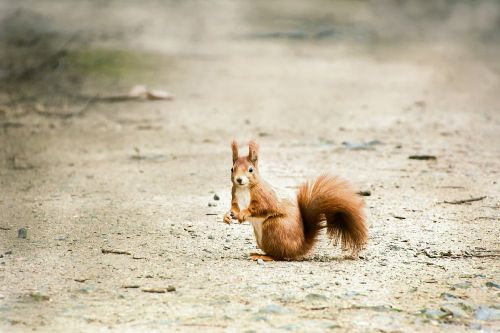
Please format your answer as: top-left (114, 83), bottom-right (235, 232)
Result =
top-left (249, 167), bottom-right (253, 173)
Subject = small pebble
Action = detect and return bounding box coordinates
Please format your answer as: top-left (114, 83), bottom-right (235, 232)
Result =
top-left (257, 259), bottom-right (264, 265)
top-left (485, 281), bottom-right (500, 289)
top-left (18, 228), bottom-right (27, 239)
top-left (213, 194), bottom-right (220, 201)
top-left (357, 190), bottom-right (371, 196)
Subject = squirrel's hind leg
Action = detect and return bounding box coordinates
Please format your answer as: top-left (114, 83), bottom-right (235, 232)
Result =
top-left (249, 253), bottom-right (274, 262)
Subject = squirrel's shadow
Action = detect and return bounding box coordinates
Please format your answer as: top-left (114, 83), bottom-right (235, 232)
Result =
top-left (234, 254), bottom-right (362, 262)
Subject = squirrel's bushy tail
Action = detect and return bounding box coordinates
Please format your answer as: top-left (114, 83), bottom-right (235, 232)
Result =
top-left (297, 174), bottom-right (368, 255)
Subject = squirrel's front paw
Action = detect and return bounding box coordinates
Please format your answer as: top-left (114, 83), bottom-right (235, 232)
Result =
top-left (223, 211), bottom-right (233, 224)
top-left (238, 210), bottom-right (251, 223)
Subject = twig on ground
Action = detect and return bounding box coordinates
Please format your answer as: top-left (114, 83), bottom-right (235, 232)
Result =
top-left (409, 155), bottom-right (436, 160)
top-left (34, 96), bottom-right (95, 119)
top-left (101, 248), bottom-right (131, 255)
top-left (122, 285), bottom-right (140, 289)
top-left (419, 249), bottom-right (499, 259)
top-left (74, 278), bottom-right (89, 283)
top-left (444, 196), bottom-right (486, 205)
top-left (33, 89), bottom-right (173, 119)
top-left (310, 306), bottom-right (329, 310)
top-left (463, 254), bottom-right (500, 258)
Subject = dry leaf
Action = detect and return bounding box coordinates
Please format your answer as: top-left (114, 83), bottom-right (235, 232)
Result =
top-left (147, 89), bottom-right (172, 100)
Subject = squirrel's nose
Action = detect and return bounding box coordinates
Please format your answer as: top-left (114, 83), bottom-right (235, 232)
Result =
top-left (236, 177), bottom-right (243, 184)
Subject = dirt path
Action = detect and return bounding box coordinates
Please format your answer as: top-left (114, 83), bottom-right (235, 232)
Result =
top-left (1, 1), bottom-right (499, 332)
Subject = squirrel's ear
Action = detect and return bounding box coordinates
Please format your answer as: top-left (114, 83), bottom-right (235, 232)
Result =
top-left (248, 140), bottom-right (259, 165)
top-left (231, 140), bottom-right (239, 163)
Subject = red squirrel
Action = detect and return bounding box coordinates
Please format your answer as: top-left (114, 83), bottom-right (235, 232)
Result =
top-left (224, 140), bottom-right (367, 261)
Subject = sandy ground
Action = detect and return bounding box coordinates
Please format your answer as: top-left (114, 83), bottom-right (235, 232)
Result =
top-left (1, 1), bottom-right (499, 332)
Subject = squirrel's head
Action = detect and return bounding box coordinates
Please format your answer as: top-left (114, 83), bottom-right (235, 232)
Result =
top-left (230, 140), bottom-right (259, 187)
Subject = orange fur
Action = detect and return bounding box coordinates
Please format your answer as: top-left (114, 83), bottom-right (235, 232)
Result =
top-left (225, 140), bottom-right (368, 260)
top-left (231, 140), bottom-right (239, 163)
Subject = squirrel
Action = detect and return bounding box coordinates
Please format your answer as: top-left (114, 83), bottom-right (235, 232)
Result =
top-left (223, 140), bottom-right (368, 261)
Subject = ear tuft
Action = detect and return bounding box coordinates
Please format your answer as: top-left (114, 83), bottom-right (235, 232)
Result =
top-left (248, 140), bottom-right (259, 164)
top-left (231, 140), bottom-right (239, 163)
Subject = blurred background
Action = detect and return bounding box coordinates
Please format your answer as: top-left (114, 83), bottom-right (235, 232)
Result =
top-left (1, 0), bottom-right (499, 121)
